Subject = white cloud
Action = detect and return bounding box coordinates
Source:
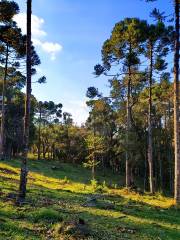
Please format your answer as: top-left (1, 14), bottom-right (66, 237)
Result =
top-left (40, 42), bottom-right (62, 61)
top-left (13, 13), bottom-right (62, 60)
top-left (14, 13), bottom-right (46, 37)
top-left (63, 99), bottom-right (89, 125)
top-left (33, 39), bottom-right (62, 60)
top-left (31, 38), bottom-right (42, 46)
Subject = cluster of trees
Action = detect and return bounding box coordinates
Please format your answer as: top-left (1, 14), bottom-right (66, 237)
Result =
top-left (34, 103), bottom-right (85, 162)
top-left (88, 1), bottom-right (179, 203)
top-left (0, 0), bottom-right (43, 159)
top-left (0, 0), bottom-right (75, 201)
top-left (0, 0), bottom-right (45, 200)
top-left (0, 0), bottom-right (179, 205)
top-left (92, 17), bottom-right (174, 193)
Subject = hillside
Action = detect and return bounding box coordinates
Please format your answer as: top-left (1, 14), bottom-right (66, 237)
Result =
top-left (0, 158), bottom-right (179, 240)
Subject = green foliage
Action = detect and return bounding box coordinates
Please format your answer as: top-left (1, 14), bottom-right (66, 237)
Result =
top-left (90, 178), bottom-right (98, 189)
top-left (86, 86), bottom-right (101, 98)
top-left (84, 132), bottom-right (105, 179)
top-left (90, 179), bottom-right (108, 193)
top-left (0, 0), bottom-right (42, 160)
top-left (0, 0), bottom-right (19, 23)
top-left (91, 13), bottom-right (174, 192)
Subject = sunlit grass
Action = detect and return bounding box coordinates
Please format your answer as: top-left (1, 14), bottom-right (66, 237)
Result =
top-left (0, 158), bottom-right (179, 240)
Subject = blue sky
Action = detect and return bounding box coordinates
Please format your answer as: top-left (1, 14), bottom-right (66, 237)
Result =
top-left (14, 0), bottom-right (172, 124)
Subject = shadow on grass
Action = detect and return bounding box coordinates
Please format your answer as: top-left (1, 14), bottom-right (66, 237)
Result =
top-left (0, 159), bottom-right (179, 239)
top-left (0, 181), bottom-right (180, 240)
top-left (0, 212), bottom-right (42, 239)
top-left (0, 158), bottom-right (124, 186)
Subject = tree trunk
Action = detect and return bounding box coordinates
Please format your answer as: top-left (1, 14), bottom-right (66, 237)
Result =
top-left (0, 44), bottom-right (9, 160)
top-left (18, 0), bottom-right (32, 202)
top-left (167, 100), bottom-right (173, 193)
top-left (144, 150), bottom-right (147, 191)
top-left (92, 158), bottom-right (95, 180)
top-left (37, 102), bottom-right (42, 160)
top-left (174, 0), bottom-right (180, 204)
top-left (48, 148), bottom-right (50, 159)
top-left (66, 126), bottom-right (70, 162)
top-left (126, 69), bottom-right (132, 188)
top-left (42, 143), bottom-right (46, 159)
top-left (158, 143), bottom-right (162, 191)
top-left (148, 44), bottom-right (155, 194)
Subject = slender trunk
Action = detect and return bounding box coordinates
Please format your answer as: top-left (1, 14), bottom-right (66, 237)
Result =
top-left (0, 44), bottom-right (9, 160)
top-left (92, 119), bottom-right (95, 180)
top-left (92, 157), bottom-right (95, 180)
top-left (168, 101), bottom-right (173, 193)
top-left (48, 147), bottom-right (50, 159)
top-left (50, 145), bottom-right (53, 160)
top-left (66, 125), bottom-right (70, 162)
top-left (102, 155), bottom-right (105, 176)
top-left (158, 143), bottom-right (162, 191)
top-left (42, 143), bottom-right (46, 159)
top-left (169, 143), bottom-right (173, 194)
top-left (37, 102), bottom-right (42, 160)
top-left (18, 0), bottom-right (32, 202)
top-left (148, 44), bottom-right (155, 194)
top-left (144, 150), bottom-right (147, 191)
top-left (174, 0), bottom-right (180, 204)
top-left (126, 66), bottom-right (132, 187)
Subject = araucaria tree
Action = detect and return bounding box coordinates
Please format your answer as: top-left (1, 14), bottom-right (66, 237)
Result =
top-left (0, 0), bottom-right (25, 159)
top-left (18, 0), bottom-right (32, 202)
top-left (145, 0), bottom-right (180, 204)
top-left (94, 18), bottom-right (147, 187)
top-left (144, 22), bottom-right (172, 193)
top-left (173, 0), bottom-right (180, 204)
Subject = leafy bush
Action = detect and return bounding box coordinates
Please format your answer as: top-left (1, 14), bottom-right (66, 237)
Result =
top-left (90, 179), bottom-right (108, 193)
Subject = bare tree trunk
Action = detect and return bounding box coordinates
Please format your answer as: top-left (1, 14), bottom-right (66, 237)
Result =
top-left (174, 0), bottom-right (180, 204)
top-left (48, 148), bottom-right (50, 159)
top-left (66, 126), bottom-right (70, 162)
top-left (92, 157), bottom-right (95, 180)
top-left (0, 44), bottom-right (9, 160)
top-left (18, 0), bottom-right (32, 202)
top-left (126, 68), bottom-right (132, 188)
top-left (144, 150), bottom-right (147, 191)
top-left (158, 143), bottom-right (162, 191)
top-left (92, 121), bottom-right (95, 180)
top-left (37, 102), bottom-right (42, 160)
top-left (42, 143), bottom-right (46, 159)
top-left (148, 44), bottom-right (155, 194)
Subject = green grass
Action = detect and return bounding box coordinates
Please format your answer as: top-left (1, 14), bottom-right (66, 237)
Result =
top-left (0, 157), bottom-right (179, 239)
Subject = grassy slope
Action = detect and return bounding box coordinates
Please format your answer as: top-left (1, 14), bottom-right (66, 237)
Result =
top-left (0, 158), bottom-right (179, 240)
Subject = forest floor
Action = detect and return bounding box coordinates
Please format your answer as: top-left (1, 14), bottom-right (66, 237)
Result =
top-left (0, 158), bottom-right (179, 240)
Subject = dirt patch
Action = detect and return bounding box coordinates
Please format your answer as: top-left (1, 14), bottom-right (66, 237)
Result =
top-left (52, 218), bottom-right (92, 240)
